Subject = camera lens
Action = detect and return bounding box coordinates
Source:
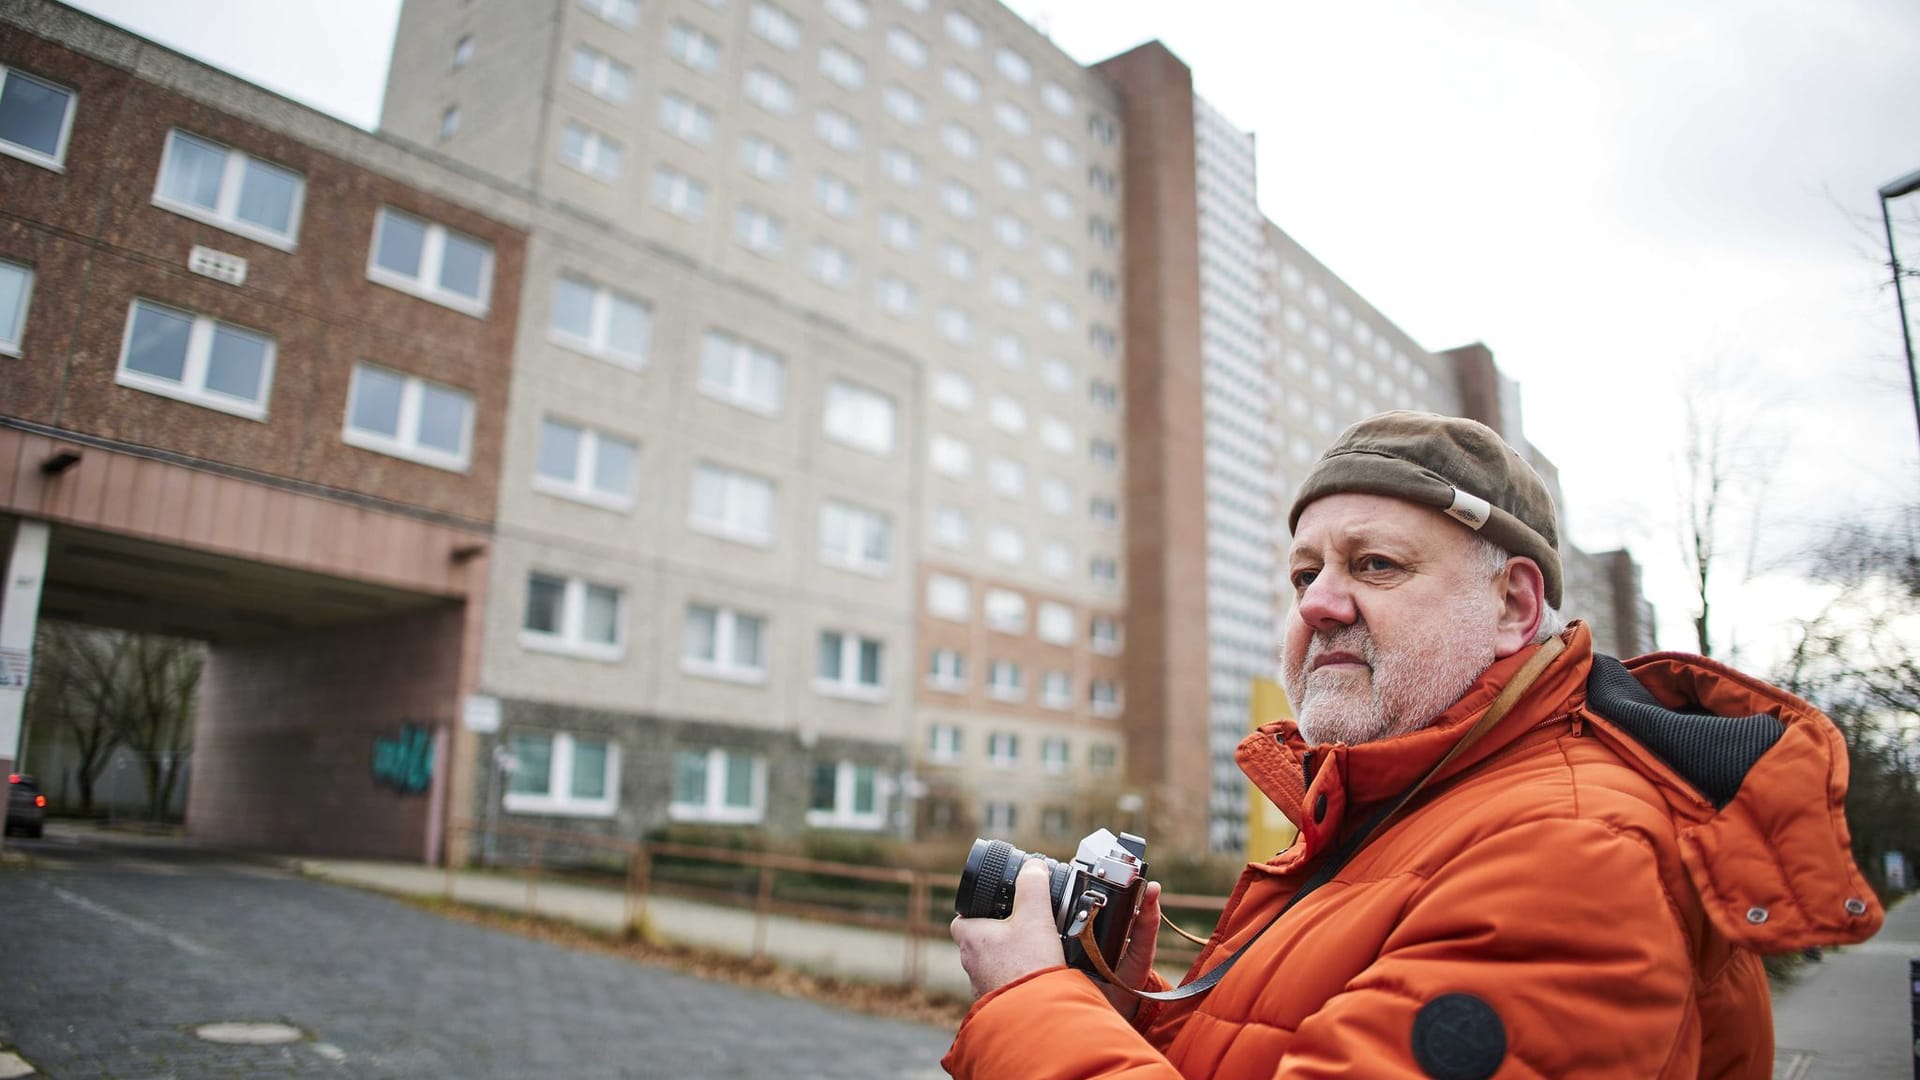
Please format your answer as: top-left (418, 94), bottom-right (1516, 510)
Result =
top-left (955, 838), bottom-right (1072, 921)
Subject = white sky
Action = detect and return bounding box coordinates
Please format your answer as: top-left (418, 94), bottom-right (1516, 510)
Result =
top-left (62, 0), bottom-right (1920, 669)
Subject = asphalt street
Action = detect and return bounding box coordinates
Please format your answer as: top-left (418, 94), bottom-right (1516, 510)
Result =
top-left (0, 832), bottom-right (955, 1079)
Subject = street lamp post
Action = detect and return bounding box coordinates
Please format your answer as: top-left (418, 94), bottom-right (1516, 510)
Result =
top-left (1877, 167), bottom-right (1920, 461)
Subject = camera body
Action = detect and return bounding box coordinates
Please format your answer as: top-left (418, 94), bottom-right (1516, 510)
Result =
top-left (954, 828), bottom-right (1148, 977)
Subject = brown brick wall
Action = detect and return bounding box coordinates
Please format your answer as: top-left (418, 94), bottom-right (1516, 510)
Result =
top-left (1093, 43), bottom-right (1214, 851)
top-left (188, 605), bottom-right (465, 859)
top-left (0, 25), bottom-right (522, 523)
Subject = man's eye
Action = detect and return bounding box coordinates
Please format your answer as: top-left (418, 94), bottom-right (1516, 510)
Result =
top-left (1358, 556), bottom-right (1397, 573)
top-left (1290, 569), bottom-right (1318, 589)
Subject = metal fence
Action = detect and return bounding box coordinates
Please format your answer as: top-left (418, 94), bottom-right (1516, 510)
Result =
top-left (444, 818), bottom-right (1228, 990)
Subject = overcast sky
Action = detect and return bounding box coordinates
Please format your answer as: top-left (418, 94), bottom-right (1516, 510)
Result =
top-left (62, 0), bottom-right (1920, 666)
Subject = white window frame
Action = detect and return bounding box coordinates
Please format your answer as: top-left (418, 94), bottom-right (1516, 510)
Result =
top-left (984, 800), bottom-right (1016, 831)
top-left (815, 630), bottom-right (887, 701)
top-left (815, 107), bottom-right (862, 153)
top-left (931, 505), bottom-right (970, 547)
top-left (819, 44), bottom-right (866, 90)
top-left (152, 129), bottom-right (306, 250)
top-left (819, 500), bottom-right (891, 575)
top-left (927, 574), bottom-right (970, 621)
top-left (739, 134), bottom-right (790, 181)
top-left (659, 93), bottom-right (715, 145)
top-left (885, 27), bottom-right (927, 68)
top-left (667, 22), bottom-right (723, 72)
top-left (670, 748), bottom-right (767, 824)
top-left (732, 204), bottom-right (786, 255)
top-left (927, 721), bottom-right (963, 760)
top-left (986, 525), bottom-right (1024, 564)
top-left (1091, 679), bottom-right (1124, 717)
top-left (1041, 417), bottom-right (1075, 455)
top-left (882, 84), bottom-right (926, 126)
top-left (744, 66), bottom-right (797, 114)
top-left (942, 65), bottom-right (981, 104)
top-left (878, 209), bottom-right (919, 250)
top-left (0, 260), bottom-right (31, 356)
top-left (932, 369), bottom-right (973, 411)
top-left (927, 651), bottom-right (967, 694)
top-left (987, 730), bottom-right (1020, 765)
top-left (341, 362), bottom-right (473, 471)
top-left (1041, 478), bottom-right (1073, 516)
top-left (115, 298), bottom-right (275, 421)
top-left (993, 100), bottom-right (1030, 138)
top-left (1041, 736), bottom-right (1070, 772)
top-left (749, 2), bottom-right (802, 50)
top-left (549, 274), bottom-right (651, 367)
top-left (987, 456), bottom-right (1026, 498)
top-left (569, 45), bottom-right (633, 103)
top-left (680, 603), bottom-right (769, 684)
top-left (806, 760), bottom-right (885, 830)
top-left (876, 274), bottom-right (917, 316)
top-left (699, 330), bottom-right (786, 415)
top-left (878, 145), bottom-right (922, 186)
top-left (1089, 743), bottom-right (1118, 775)
top-left (1041, 81), bottom-right (1075, 117)
top-left (823, 380), bottom-right (896, 456)
top-left (0, 66), bottom-right (77, 171)
top-left (1090, 556), bottom-right (1120, 590)
top-left (533, 417), bottom-right (637, 510)
top-left (987, 395), bottom-right (1027, 434)
top-left (366, 207), bottom-right (494, 317)
top-left (1041, 541), bottom-right (1073, 580)
top-left (929, 434), bottom-right (971, 479)
top-left (814, 172), bottom-right (859, 218)
top-left (519, 572), bottom-right (626, 661)
top-left (650, 165), bottom-right (708, 220)
top-left (807, 241), bottom-right (853, 287)
top-left (503, 731), bottom-right (621, 818)
top-left (940, 121), bottom-right (979, 160)
top-left (690, 463), bottom-right (776, 546)
top-left (991, 272), bottom-right (1027, 308)
top-left (824, 0), bottom-right (869, 29)
top-left (983, 589), bottom-right (1027, 634)
top-left (1037, 602), bottom-right (1074, 646)
top-left (579, 0), bottom-right (640, 29)
top-left (943, 10), bottom-right (982, 47)
top-left (560, 122), bottom-right (623, 181)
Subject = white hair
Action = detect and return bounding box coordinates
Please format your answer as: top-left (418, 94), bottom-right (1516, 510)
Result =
top-left (1466, 535), bottom-right (1566, 644)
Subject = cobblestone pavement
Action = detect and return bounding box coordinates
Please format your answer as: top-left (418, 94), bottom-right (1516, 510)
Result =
top-left (0, 832), bottom-right (955, 1078)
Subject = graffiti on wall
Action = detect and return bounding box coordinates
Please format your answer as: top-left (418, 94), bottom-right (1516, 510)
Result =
top-left (372, 723), bottom-right (435, 795)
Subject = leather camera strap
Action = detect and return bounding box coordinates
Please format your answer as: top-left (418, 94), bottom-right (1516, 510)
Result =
top-left (1084, 634), bottom-right (1568, 1002)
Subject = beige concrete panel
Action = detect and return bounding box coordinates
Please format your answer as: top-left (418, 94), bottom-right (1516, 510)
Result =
top-left (476, 531), bottom-right (661, 714)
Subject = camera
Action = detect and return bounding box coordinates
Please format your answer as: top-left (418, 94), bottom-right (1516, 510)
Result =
top-left (954, 828), bottom-right (1148, 977)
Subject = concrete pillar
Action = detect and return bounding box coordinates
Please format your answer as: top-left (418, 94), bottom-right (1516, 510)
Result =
top-left (0, 518), bottom-right (51, 843)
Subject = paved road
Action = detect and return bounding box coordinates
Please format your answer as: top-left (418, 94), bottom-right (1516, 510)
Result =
top-left (1770, 889), bottom-right (1920, 1080)
top-left (0, 832), bottom-right (955, 1078)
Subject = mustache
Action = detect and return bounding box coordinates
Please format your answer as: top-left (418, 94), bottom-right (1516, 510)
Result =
top-left (1304, 623), bottom-right (1374, 669)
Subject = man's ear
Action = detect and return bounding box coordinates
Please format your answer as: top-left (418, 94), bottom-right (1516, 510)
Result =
top-left (1493, 557), bottom-right (1546, 658)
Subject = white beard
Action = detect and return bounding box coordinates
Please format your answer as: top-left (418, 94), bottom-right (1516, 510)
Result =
top-left (1283, 583), bottom-right (1500, 747)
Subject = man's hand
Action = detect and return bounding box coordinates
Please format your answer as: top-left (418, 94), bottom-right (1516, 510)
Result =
top-left (1100, 879), bottom-right (1162, 1019)
top-left (950, 859), bottom-right (1066, 999)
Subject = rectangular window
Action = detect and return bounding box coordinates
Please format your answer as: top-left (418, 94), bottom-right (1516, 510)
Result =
top-left (667, 22), bottom-right (722, 72)
top-left (698, 331), bottom-right (785, 414)
top-left (986, 525), bottom-right (1024, 564)
top-left (816, 630), bottom-right (885, 698)
top-left (116, 298), bottom-right (275, 420)
top-left (814, 172), bottom-right (859, 218)
top-left (814, 108), bottom-right (862, 153)
top-left (819, 45), bottom-right (866, 90)
top-left (569, 45), bottom-right (633, 103)
top-left (807, 242), bottom-right (853, 287)
top-left (690, 463), bottom-right (776, 546)
top-left (824, 0), bottom-right (868, 29)
top-left (984, 800), bottom-right (1016, 832)
top-left (926, 574), bottom-right (970, 621)
top-left (1089, 743), bottom-right (1117, 775)
top-left (658, 93), bottom-right (715, 144)
top-left (878, 209), bottom-right (919, 251)
top-left (1090, 557), bottom-right (1120, 590)
top-left (876, 274), bottom-right (917, 316)
top-left (1042, 806), bottom-right (1072, 838)
top-left (983, 589), bottom-right (1026, 633)
top-left (823, 380), bottom-right (895, 455)
top-left (749, 3), bottom-right (801, 49)
top-left (1041, 673), bottom-right (1072, 711)
top-left (744, 66), bottom-right (796, 115)
top-left (579, 0), bottom-right (640, 28)
top-left (987, 661), bottom-right (1023, 702)
top-left (342, 361), bottom-right (473, 471)
top-left (153, 130), bottom-right (305, 248)
top-left (987, 456), bottom-right (1026, 497)
top-left (0, 260), bottom-right (30, 356)
top-left (550, 274), bottom-right (652, 367)
top-left (533, 417), bottom-right (637, 508)
top-left (0, 66), bottom-right (76, 170)
top-left (561, 122), bottom-right (623, 180)
top-left (987, 731), bottom-right (1019, 766)
top-left (1041, 737), bottom-right (1069, 773)
top-left (503, 731), bottom-right (620, 817)
top-left (1091, 679), bottom-right (1123, 716)
top-left (520, 571), bottom-right (624, 659)
top-left (367, 207), bottom-right (493, 316)
top-left (650, 166), bottom-right (708, 220)
top-left (732, 204), bottom-right (785, 255)
top-left (671, 748), bottom-right (765, 823)
top-left (1091, 616), bottom-right (1123, 655)
top-left (927, 722), bottom-right (962, 760)
top-left (738, 134), bottom-right (790, 181)
top-left (885, 28), bottom-right (927, 67)
top-left (807, 760), bottom-right (883, 829)
top-left (1041, 541), bottom-right (1073, 580)
top-left (883, 84), bottom-right (925, 126)
top-left (926, 650), bottom-right (966, 693)
top-left (1090, 496), bottom-right (1119, 527)
top-left (681, 603), bottom-right (768, 682)
top-left (819, 501), bottom-right (891, 574)
top-left (1037, 602), bottom-right (1074, 646)
top-left (931, 505), bottom-right (970, 548)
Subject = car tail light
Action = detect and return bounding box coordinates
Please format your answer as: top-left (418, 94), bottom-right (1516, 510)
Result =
top-left (34, 795), bottom-right (46, 808)
top-left (6, 774), bottom-right (17, 784)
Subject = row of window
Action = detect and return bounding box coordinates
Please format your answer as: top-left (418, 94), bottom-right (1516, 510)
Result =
top-left (924, 577), bottom-right (1120, 643)
top-left (503, 729), bottom-right (885, 828)
top-left (925, 724), bottom-right (1118, 773)
top-left (925, 502), bottom-right (1120, 583)
top-left (924, 650), bottom-right (1123, 713)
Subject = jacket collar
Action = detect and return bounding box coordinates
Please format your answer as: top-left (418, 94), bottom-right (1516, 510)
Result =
top-left (1237, 623), bottom-right (1593, 868)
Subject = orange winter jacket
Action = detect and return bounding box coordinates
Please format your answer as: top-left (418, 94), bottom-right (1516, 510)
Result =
top-left (943, 624), bottom-right (1882, 1079)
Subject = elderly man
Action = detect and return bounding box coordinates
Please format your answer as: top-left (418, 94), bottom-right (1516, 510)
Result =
top-left (947, 411), bottom-right (1882, 1079)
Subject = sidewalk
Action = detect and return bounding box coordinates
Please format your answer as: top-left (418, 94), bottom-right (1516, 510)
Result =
top-left (295, 858), bottom-right (974, 998)
top-left (1769, 891), bottom-right (1920, 1079)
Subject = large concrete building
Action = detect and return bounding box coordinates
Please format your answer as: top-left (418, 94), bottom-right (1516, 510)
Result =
top-left (0, 0), bottom-right (1653, 859)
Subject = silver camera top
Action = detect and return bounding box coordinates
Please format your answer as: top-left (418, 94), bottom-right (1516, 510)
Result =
top-left (1073, 828), bottom-right (1148, 888)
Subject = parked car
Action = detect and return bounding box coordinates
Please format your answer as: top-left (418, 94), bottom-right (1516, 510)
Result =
top-left (6, 774), bottom-right (45, 838)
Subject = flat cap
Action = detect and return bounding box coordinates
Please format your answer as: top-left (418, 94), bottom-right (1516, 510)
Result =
top-left (1287, 410), bottom-right (1563, 607)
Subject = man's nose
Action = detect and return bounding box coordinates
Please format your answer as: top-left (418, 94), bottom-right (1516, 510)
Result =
top-left (1296, 570), bottom-right (1358, 629)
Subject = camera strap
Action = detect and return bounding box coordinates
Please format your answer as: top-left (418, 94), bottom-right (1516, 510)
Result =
top-left (1078, 634), bottom-right (1568, 1003)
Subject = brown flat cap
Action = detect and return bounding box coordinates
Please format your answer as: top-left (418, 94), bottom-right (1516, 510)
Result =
top-left (1287, 411), bottom-right (1563, 607)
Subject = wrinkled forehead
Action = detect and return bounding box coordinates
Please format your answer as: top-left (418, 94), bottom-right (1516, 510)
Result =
top-left (1287, 493), bottom-right (1470, 559)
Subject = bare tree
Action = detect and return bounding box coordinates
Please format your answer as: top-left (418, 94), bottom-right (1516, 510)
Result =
top-left (25, 624), bottom-right (125, 812)
top-left (118, 634), bottom-right (202, 820)
top-left (1675, 362), bottom-right (1781, 658)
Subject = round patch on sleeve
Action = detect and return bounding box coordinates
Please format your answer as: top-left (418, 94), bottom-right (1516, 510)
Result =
top-left (1410, 993), bottom-right (1506, 1080)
